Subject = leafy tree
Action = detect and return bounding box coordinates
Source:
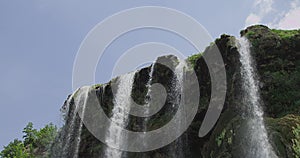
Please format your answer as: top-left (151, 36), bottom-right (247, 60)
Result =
top-left (0, 139), bottom-right (30, 158)
top-left (34, 123), bottom-right (57, 152)
top-left (0, 123), bottom-right (58, 157)
top-left (23, 122), bottom-right (38, 147)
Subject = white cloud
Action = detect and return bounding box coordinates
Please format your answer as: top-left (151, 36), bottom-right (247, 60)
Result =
top-left (245, 14), bottom-right (261, 26)
top-left (245, 0), bottom-right (300, 29)
top-left (291, 0), bottom-right (300, 8)
top-left (254, 0), bottom-right (274, 15)
top-left (245, 0), bottom-right (274, 26)
top-left (276, 1), bottom-right (300, 29)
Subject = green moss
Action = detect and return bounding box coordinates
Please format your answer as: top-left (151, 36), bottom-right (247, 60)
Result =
top-left (187, 53), bottom-right (202, 68)
top-left (227, 129), bottom-right (233, 145)
top-left (292, 124), bottom-right (300, 158)
top-left (216, 129), bottom-right (226, 147)
top-left (243, 30), bottom-right (260, 47)
top-left (92, 84), bottom-right (102, 89)
top-left (271, 29), bottom-right (300, 39)
top-left (266, 115), bottom-right (300, 157)
top-left (245, 30), bottom-right (256, 38)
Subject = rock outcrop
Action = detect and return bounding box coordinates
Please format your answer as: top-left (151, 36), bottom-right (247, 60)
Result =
top-left (60, 25), bottom-right (300, 158)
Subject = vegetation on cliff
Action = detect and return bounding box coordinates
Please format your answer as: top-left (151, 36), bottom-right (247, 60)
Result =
top-left (241, 25), bottom-right (300, 118)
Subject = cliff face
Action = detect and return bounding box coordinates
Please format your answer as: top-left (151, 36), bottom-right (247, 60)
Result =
top-left (201, 26), bottom-right (300, 158)
top-left (60, 25), bottom-right (300, 158)
top-left (241, 25), bottom-right (300, 158)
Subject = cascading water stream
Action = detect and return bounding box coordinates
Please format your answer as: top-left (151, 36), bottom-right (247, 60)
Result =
top-left (60, 89), bottom-right (78, 157)
top-left (56, 58), bottom-right (193, 158)
top-left (169, 59), bottom-right (186, 158)
top-left (54, 86), bottom-right (89, 158)
top-left (141, 62), bottom-right (156, 150)
top-left (104, 71), bottom-right (136, 158)
top-left (236, 37), bottom-right (277, 158)
top-left (72, 86), bottom-right (90, 158)
top-left (142, 59), bottom-right (186, 158)
top-left (143, 59), bottom-right (187, 158)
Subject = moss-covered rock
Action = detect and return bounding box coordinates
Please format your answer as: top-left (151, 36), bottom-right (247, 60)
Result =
top-left (266, 115), bottom-right (300, 158)
top-left (240, 25), bottom-right (300, 117)
top-left (58, 25), bottom-right (300, 158)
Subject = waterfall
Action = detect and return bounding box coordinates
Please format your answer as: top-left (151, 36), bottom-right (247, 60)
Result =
top-left (61, 89), bottom-right (78, 157)
top-left (52, 86), bottom-right (89, 158)
top-left (169, 60), bottom-right (187, 158)
top-left (236, 37), bottom-right (277, 158)
top-left (72, 86), bottom-right (89, 158)
top-left (142, 62), bottom-right (155, 147)
top-left (104, 71), bottom-right (136, 158)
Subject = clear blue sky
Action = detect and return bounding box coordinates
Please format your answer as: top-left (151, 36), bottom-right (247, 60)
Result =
top-left (1, 0), bottom-right (299, 149)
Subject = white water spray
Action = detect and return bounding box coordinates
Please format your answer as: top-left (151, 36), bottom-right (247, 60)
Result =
top-left (236, 37), bottom-right (277, 158)
top-left (58, 86), bottom-right (89, 158)
top-left (104, 71), bottom-right (136, 158)
top-left (72, 86), bottom-right (90, 158)
top-left (142, 62), bottom-right (156, 146)
top-left (170, 60), bottom-right (186, 158)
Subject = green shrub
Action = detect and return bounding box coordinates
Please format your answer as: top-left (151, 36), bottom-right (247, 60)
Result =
top-left (92, 84), bottom-right (102, 89)
top-left (245, 30), bottom-right (256, 38)
top-left (187, 53), bottom-right (202, 68)
top-left (292, 124), bottom-right (300, 158)
top-left (271, 29), bottom-right (300, 39)
top-left (215, 129), bottom-right (226, 147)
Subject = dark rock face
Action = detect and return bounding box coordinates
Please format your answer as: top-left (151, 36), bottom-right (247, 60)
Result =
top-left (60, 25), bottom-right (300, 158)
top-left (242, 25), bottom-right (300, 118)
